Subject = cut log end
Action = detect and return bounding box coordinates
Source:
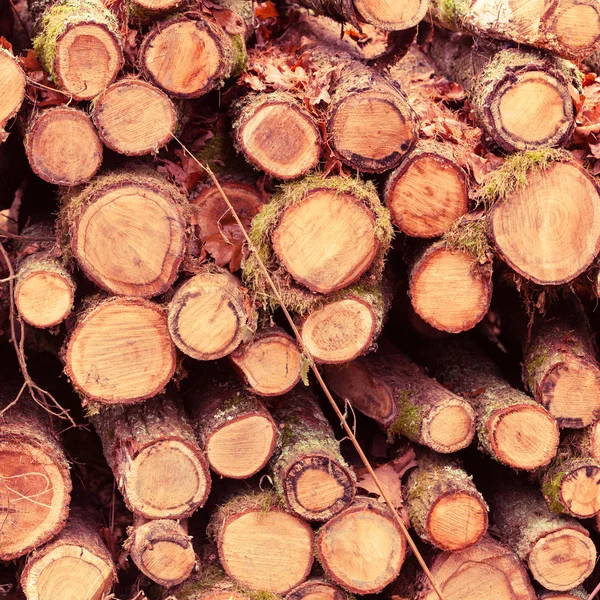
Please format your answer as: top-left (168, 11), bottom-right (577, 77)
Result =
top-left (421, 399), bottom-right (476, 454)
top-left (353, 0), bottom-right (428, 30)
top-left (286, 580), bottom-right (347, 600)
top-left (26, 108), bottom-right (102, 186)
top-left (558, 465), bottom-right (600, 518)
top-left (551, 1), bottom-right (600, 57)
top-left (0, 50), bottom-right (26, 134)
top-left (93, 79), bottom-right (176, 156)
top-left (130, 0), bottom-right (182, 12)
top-left (65, 297), bottom-right (176, 403)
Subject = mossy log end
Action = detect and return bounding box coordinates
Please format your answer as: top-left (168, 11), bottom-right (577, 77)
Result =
top-left (0, 48), bottom-right (26, 144)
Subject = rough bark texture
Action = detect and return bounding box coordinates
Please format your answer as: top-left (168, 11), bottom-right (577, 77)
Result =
top-left (285, 578), bottom-right (350, 600)
top-left (162, 564), bottom-right (252, 600)
top-left (0, 48), bottom-right (26, 144)
top-left (540, 590), bottom-right (589, 600)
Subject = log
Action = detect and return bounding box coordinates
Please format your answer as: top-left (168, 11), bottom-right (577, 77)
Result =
top-left (30, 0), bottom-right (123, 100)
top-left (492, 484), bottom-right (596, 591)
top-left (487, 152), bottom-right (600, 285)
top-left (428, 33), bottom-right (578, 152)
top-left (126, 517), bottom-right (195, 588)
top-left (211, 491), bottom-right (314, 594)
top-left (129, 0), bottom-right (182, 17)
top-left (270, 387), bottom-right (355, 521)
top-left (315, 497), bottom-right (406, 594)
top-left (416, 536), bottom-right (536, 600)
top-left (423, 338), bottom-right (559, 470)
top-left (324, 347), bottom-right (476, 453)
top-left (91, 396), bottom-right (211, 519)
top-left (286, 578), bottom-right (350, 600)
top-left (0, 48), bottom-right (26, 144)
top-left (21, 507), bottom-right (116, 600)
top-left (61, 170), bottom-right (187, 297)
top-left (163, 565), bottom-right (251, 600)
top-left (64, 297), bottom-right (176, 404)
top-left (167, 268), bottom-right (253, 361)
top-left (187, 377), bottom-right (277, 479)
top-left (25, 107), bottom-right (103, 186)
top-left (229, 327), bottom-right (302, 396)
top-left (540, 591), bottom-right (589, 600)
top-left (0, 391), bottom-right (71, 561)
top-left (405, 452), bottom-right (488, 551)
top-left (428, 0), bottom-right (600, 61)
top-left (92, 78), bottom-right (177, 156)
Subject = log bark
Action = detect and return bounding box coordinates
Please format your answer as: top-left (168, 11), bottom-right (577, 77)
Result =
top-left (428, 32), bottom-right (578, 152)
top-left (540, 591), bottom-right (589, 600)
top-left (30, 0), bottom-right (123, 100)
top-left (91, 396), bottom-right (211, 519)
top-left (60, 170), bottom-right (188, 297)
top-left (428, 0), bottom-right (600, 61)
top-left (0, 48), bottom-right (26, 144)
top-left (21, 507), bottom-right (116, 600)
top-left (129, 0), bottom-right (182, 18)
top-left (285, 578), bottom-right (350, 600)
top-left (324, 347), bottom-right (476, 453)
top-left (162, 565), bottom-right (252, 600)
top-left (63, 297), bottom-right (176, 404)
top-left (315, 497), bottom-right (407, 594)
top-left (211, 491), bottom-right (314, 594)
top-left (270, 387), bottom-right (355, 521)
top-left (405, 452), bottom-right (488, 551)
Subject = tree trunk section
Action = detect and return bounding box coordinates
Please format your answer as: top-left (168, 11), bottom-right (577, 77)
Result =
top-left (285, 578), bottom-right (350, 600)
top-left (0, 48), bottom-right (26, 144)
top-left (540, 589), bottom-right (589, 600)
top-left (163, 564), bottom-right (252, 600)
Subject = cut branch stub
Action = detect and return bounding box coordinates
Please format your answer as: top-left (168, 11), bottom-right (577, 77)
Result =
top-left (64, 297), bottom-right (176, 404)
top-left (0, 48), bottom-right (26, 143)
top-left (64, 171), bottom-right (187, 297)
top-left (92, 78), bottom-right (177, 156)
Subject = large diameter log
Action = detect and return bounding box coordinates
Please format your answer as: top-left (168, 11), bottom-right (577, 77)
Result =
top-left (61, 170), bottom-right (187, 297)
top-left (64, 297), bottom-right (176, 403)
top-left (271, 387), bottom-right (355, 521)
top-left (0, 48), bottom-right (26, 144)
top-left (492, 484), bottom-right (596, 591)
top-left (316, 497), bottom-right (406, 594)
top-left (91, 397), bottom-right (211, 519)
top-left (406, 452), bottom-right (488, 551)
top-left (211, 492), bottom-right (314, 594)
top-left (31, 0), bottom-right (123, 100)
top-left (416, 536), bottom-right (536, 600)
top-left (286, 579), bottom-right (350, 600)
top-left (0, 392), bottom-right (71, 561)
top-left (21, 507), bottom-right (116, 600)
top-left (324, 348), bottom-right (476, 453)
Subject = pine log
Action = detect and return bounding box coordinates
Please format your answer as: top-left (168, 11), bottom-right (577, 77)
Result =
top-left (127, 517), bottom-right (195, 588)
top-left (187, 376), bottom-right (277, 479)
top-left (30, 0), bottom-right (123, 100)
top-left (315, 497), bottom-right (406, 594)
top-left (406, 452), bottom-right (488, 551)
top-left (92, 78), bottom-right (177, 156)
top-left (324, 347), bottom-right (476, 453)
top-left (428, 0), bottom-right (600, 61)
top-left (229, 327), bottom-right (302, 396)
top-left (423, 338), bottom-right (559, 470)
top-left (61, 170), bottom-right (187, 297)
top-left (211, 491), bottom-right (314, 594)
top-left (167, 268), bottom-right (253, 361)
top-left (0, 48), bottom-right (26, 144)
top-left (64, 297), bottom-right (176, 404)
top-left (21, 507), bottom-right (116, 600)
top-left (270, 387), bottom-right (355, 521)
top-left (286, 579), bottom-right (350, 600)
top-left (492, 484), bottom-right (596, 591)
top-left (25, 106), bottom-right (103, 186)
top-left (487, 152), bottom-right (600, 285)
top-left (428, 33), bottom-right (578, 152)
top-left (91, 396), bottom-right (211, 519)
top-left (416, 536), bottom-right (536, 600)
top-left (0, 392), bottom-right (71, 561)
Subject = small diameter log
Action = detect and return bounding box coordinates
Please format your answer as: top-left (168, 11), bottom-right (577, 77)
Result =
top-left (0, 48), bottom-right (26, 143)
top-left (91, 397), bottom-right (211, 519)
top-left (0, 392), bottom-right (71, 561)
top-left (416, 536), bottom-right (536, 600)
top-left (406, 452), bottom-right (488, 551)
top-left (21, 507), bottom-right (116, 600)
top-left (487, 153), bottom-right (600, 285)
top-left (61, 170), bottom-right (187, 297)
top-left (25, 106), bottom-right (102, 186)
top-left (492, 484), bottom-right (596, 591)
top-left (212, 492), bottom-right (314, 594)
top-left (324, 348), bottom-right (476, 453)
top-left (167, 268), bottom-right (253, 361)
top-left (129, 0), bottom-right (182, 17)
top-left (229, 327), bottom-right (302, 396)
top-left (316, 497), bottom-right (406, 594)
top-left (286, 579), bottom-right (349, 600)
top-left (426, 338), bottom-right (559, 470)
top-left (64, 297), bottom-right (176, 404)
top-left (127, 518), bottom-right (195, 588)
top-left (429, 34), bottom-right (578, 152)
top-left (92, 78), bottom-right (177, 156)
top-left (429, 0), bottom-right (600, 61)
top-left (270, 387), bottom-right (355, 521)
top-left (31, 0), bottom-right (123, 100)
top-left (188, 378), bottom-right (277, 479)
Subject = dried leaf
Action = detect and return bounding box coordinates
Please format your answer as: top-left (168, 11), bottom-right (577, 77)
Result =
top-left (0, 36), bottom-right (12, 52)
top-left (255, 0), bottom-right (279, 20)
top-left (357, 463), bottom-right (403, 507)
top-left (213, 8), bottom-right (245, 35)
top-left (19, 49), bottom-right (41, 72)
